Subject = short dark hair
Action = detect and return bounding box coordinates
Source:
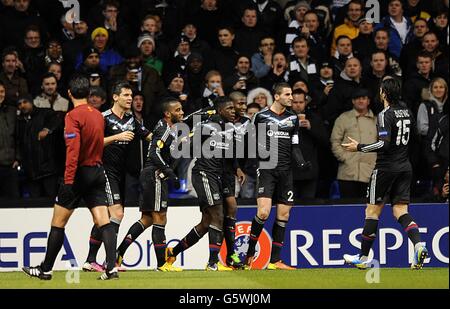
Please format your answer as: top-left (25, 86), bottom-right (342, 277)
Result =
top-left (292, 35), bottom-right (309, 48)
top-left (247, 102), bottom-right (261, 110)
top-left (417, 50), bottom-right (433, 61)
top-left (0, 80), bottom-right (5, 90)
top-left (1, 47), bottom-right (17, 62)
top-left (161, 97), bottom-right (180, 114)
top-left (69, 75), bottom-right (90, 99)
top-left (375, 28), bottom-right (390, 38)
top-left (41, 72), bottom-right (57, 83)
top-left (371, 49), bottom-right (388, 60)
top-left (89, 86), bottom-right (107, 100)
top-left (213, 96), bottom-right (233, 111)
top-left (292, 88), bottom-right (307, 97)
top-left (380, 77), bottom-right (401, 106)
top-left (112, 81), bottom-right (132, 97)
top-left (336, 35), bottom-right (352, 45)
top-left (273, 82), bottom-right (291, 96)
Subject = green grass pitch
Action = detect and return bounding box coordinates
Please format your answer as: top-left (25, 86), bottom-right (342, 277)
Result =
top-left (1, 268), bottom-right (448, 289)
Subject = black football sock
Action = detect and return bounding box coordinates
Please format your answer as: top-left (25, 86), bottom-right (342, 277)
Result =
top-left (398, 214), bottom-right (421, 246)
top-left (152, 224), bottom-right (167, 267)
top-left (247, 215), bottom-right (266, 258)
top-left (41, 226), bottom-right (65, 272)
top-left (223, 216), bottom-right (237, 258)
top-left (117, 220), bottom-right (145, 258)
top-left (270, 219), bottom-right (288, 263)
top-left (86, 225), bottom-right (102, 263)
top-left (100, 223), bottom-right (117, 272)
top-left (360, 219), bottom-right (379, 258)
top-left (208, 225), bottom-right (223, 265)
top-left (173, 227), bottom-right (204, 256)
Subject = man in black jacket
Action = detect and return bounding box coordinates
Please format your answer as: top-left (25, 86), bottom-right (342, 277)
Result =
top-left (16, 95), bottom-right (61, 198)
top-left (322, 57), bottom-right (363, 129)
top-left (0, 81), bottom-right (20, 198)
top-left (291, 89), bottom-right (329, 199)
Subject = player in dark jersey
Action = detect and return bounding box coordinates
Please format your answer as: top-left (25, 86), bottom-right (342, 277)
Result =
top-left (22, 76), bottom-right (119, 280)
top-left (165, 96), bottom-right (239, 271)
top-left (83, 82), bottom-right (152, 272)
top-left (115, 98), bottom-right (184, 272)
top-left (222, 92), bottom-right (249, 268)
top-left (342, 77), bottom-right (428, 270)
top-left (244, 83), bottom-right (311, 270)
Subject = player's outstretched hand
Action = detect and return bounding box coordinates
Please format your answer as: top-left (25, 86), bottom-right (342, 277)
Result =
top-left (342, 136), bottom-right (359, 152)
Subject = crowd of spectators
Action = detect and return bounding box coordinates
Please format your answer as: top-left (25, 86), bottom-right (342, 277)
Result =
top-left (0, 0), bottom-right (448, 202)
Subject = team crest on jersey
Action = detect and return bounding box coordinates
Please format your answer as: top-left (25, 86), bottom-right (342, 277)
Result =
top-left (219, 221), bottom-right (272, 270)
top-left (157, 140), bottom-right (165, 149)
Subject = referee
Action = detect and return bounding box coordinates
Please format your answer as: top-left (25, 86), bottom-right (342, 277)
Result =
top-left (22, 76), bottom-right (119, 280)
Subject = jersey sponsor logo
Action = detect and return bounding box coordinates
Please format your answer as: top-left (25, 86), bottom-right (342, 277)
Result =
top-left (267, 130), bottom-right (290, 139)
top-left (219, 222), bottom-right (272, 270)
top-left (65, 133), bottom-right (76, 139)
top-left (258, 187), bottom-right (265, 194)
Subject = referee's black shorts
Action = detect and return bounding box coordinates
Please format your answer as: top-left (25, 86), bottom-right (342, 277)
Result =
top-left (139, 167), bottom-right (169, 213)
top-left (256, 169), bottom-right (294, 205)
top-left (57, 165), bottom-right (109, 210)
top-left (192, 170), bottom-right (223, 211)
top-left (366, 169), bottom-right (412, 205)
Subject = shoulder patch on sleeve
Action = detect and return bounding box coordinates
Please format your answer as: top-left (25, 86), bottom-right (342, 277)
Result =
top-left (65, 133), bottom-right (77, 139)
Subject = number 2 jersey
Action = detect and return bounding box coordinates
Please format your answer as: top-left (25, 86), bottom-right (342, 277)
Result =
top-left (252, 107), bottom-right (300, 171)
top-left (358, 103), bottom-right (413, 172)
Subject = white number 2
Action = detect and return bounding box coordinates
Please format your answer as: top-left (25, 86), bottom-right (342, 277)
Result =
top-left (395, 119), bottom-right (410, 146)
top-left (287, 191), bottom-right (294, 202)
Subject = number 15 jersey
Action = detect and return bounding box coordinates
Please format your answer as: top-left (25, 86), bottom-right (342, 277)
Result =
top-left (358, 102), bottom-right (413, 172)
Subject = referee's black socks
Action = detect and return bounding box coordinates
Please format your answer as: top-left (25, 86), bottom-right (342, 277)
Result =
top-left (87, 225), bottom-right (102, 263)
top-left (270, 219), bottom-right (288, 263)
top-left (247, 215), bottom-right (266, 257)
top-left (41, 226), bottom-right (65, 272)
top-left (100, 223), bottom-right (117, 272)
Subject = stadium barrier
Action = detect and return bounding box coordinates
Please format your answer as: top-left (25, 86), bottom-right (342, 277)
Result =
top-left (0, 203), bottom-right (447, 271)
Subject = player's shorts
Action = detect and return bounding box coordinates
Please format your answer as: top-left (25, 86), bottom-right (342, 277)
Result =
top-left (139, 167), bottom-right (169, 213)
top-left (104, 167), bottom-right (125, 206)
top-left (222, 171), bottom-right (236, 198)
top-left (367, 169), bottom-right (412, 205)
top-left (192, 170), bottom-right (223, 211)
top-left (57, 165), bottom-right (109, 210)
top-left (256, 169), bottom-right (294, 205)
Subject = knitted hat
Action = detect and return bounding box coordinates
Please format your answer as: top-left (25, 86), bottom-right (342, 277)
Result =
top-left (91, 27), bottom-right (109, 41)
top-left (82, 46), bottom-right (100, 62)
top-left (137, 33), bottom-right (155, 48)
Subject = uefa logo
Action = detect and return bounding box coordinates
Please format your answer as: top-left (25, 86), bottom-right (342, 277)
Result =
top-left (219, 221), bottom-right (272, 269)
